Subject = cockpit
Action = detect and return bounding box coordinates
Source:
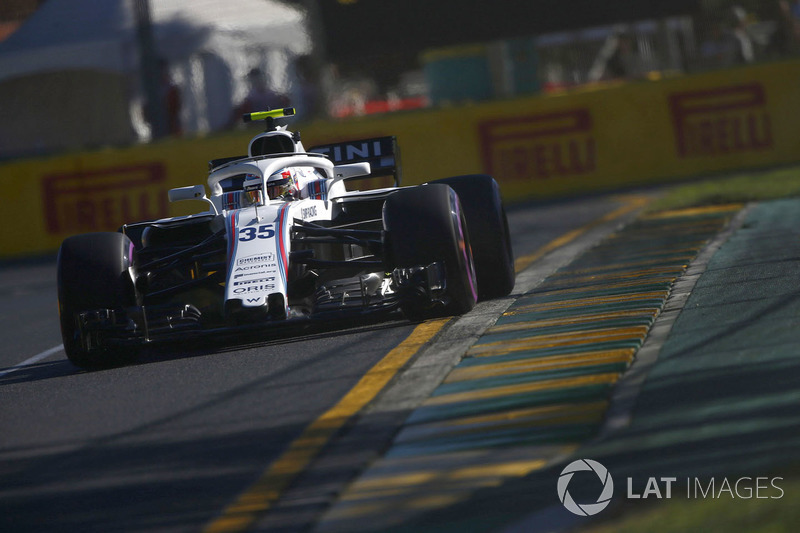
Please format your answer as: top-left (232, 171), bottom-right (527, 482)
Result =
top-left (219, 173), bottom-right (265, 210)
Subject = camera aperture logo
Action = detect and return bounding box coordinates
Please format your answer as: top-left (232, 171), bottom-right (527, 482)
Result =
top-left (557, 459), bottom-right (614, 516)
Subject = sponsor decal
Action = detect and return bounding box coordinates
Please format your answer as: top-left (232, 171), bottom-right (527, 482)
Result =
top-left (236, 253), bottom-right (276, 266)
top-left (309, 136), bottom-right (397, 191)
top-left (669, 83), bottom-right (773, 158)
top-left (235, 272), bottom-right (270, 279)
top-left (238, 224), bottom-right (275, 242)
top-left (234, 266), bottom-right (276, 278)
top-left (235, 264), bottom-right (277, 272)
top-left (557, 458), bottom-right (784, 517)
top-left (233, 284), bottom-right (276, 294)
top-left (300, 205), bottom-right (318, 219)
top-left (479, 109), bottom-right (596, 181)
top-left (42, 163), bottom-right (168, 234)
top-left (313, 140), bottom-right (384, 163)
top-left (233, 277), bottom-right (276, 286)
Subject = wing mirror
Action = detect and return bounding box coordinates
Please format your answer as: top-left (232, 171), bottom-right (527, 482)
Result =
top-left (168, 185), bottom-right (218, 214)
top-left (168, 185), bottom-right (207, 202)
top-left (334, 162), bottom-right (371, 180)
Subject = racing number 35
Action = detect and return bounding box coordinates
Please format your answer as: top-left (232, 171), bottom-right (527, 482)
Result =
top-left (239, 224), bottom-right (275, 242)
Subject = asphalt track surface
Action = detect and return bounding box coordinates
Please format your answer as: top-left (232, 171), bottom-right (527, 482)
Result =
top-left (0, 194), bottom-right (634, 532)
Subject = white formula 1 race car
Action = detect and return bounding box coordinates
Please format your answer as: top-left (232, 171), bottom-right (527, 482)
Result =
top-left (57, 108), bottom-right (514, 369)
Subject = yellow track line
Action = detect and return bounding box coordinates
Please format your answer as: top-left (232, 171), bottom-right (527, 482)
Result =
top-left (203, 194), bottom-right (649, 532)
top-left (423, 373), bottom-right (620, 407)
top-left (338, 457), bottom-right (550, 505)
top-left (642, 203), bottom-right (743, 220)
top-left (468, 326), bottom-right (648, 357)
top-left (436, 400), bottom-right (609, 428)
top-left (547, 264), bottom-right (683, 281)
top-left (396, 401), bottom-right (611, 445)
top-left (488, 310), bottom-right (657, 334)
top-left (505, 292), bottom-right (666, 315)
top-left (513, 195), bottom-right (649, 273)
top-left (415, 408), bottom-right (607, 437)
top-left (531, 277), bottom-right (676, 297)
top-left (204, 318), bottom-right (448, 532)
top-left (445, 348), bottom-right (635, 383)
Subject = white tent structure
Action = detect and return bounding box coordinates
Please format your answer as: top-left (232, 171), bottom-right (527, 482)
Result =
top-left (0, 0), bottom-right (310, 159)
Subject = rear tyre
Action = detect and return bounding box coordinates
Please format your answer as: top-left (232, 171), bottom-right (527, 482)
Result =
top-left (57, 232), bottom-right (137, 369)
top-left (383, 184), bottom-right (478, 320)
top-left (429, 175), bottom-right (515, 299)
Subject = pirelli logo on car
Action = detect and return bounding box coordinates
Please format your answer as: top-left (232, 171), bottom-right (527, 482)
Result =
top-left (478, 109), bottom-right (596, 181)
top-left (42, 163), bottom-right (169, 235)
top-left (669, 83), bottom-right (773, 158)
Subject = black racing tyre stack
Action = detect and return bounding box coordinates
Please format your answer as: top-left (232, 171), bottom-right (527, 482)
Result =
top-left (383, 184), bottom-right (478, 320)
top-left (429, 174), bottom-right (515, 299)
top-left (57, 232), bottom-right (137, 369)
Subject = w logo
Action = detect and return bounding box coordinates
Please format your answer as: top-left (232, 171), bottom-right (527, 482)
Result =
top-left (557, 459), bottom-right (614, 516)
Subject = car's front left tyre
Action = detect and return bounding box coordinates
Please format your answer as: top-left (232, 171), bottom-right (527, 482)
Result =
top-left (383, 184), bottom-right (478, 320)
top-left (429, 174), bottom-right (515, 299)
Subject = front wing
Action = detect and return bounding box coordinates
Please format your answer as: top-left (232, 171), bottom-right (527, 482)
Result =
top-left (74, 261), bottom-right (448, 350)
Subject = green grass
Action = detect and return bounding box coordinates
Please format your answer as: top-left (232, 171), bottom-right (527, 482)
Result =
top-left (582, 469), bottom-right (800, 533)
top-left (647, 164), bottom-right (800, 213)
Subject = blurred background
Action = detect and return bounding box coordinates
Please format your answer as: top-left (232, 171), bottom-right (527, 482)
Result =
top-left (1, 0), bottom-right (798, 160)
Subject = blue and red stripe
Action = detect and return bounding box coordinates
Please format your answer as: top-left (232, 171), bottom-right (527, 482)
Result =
top-left (276, 204), bottom-right (291, 288)
top-left (307, 179), bottom-right (327, 201)
top-left (226, 211), bottom-right (240, 276)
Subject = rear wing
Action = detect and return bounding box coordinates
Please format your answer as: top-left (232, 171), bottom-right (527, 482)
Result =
top-left (309, 136), bottom-right (401, 186)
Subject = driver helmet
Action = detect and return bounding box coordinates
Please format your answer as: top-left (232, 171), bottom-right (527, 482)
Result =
top-left (267, 169), bottom-right (299, 200)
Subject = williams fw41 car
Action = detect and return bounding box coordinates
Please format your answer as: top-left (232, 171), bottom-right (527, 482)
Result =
top-left (57, 108), bottom-right (514, 369)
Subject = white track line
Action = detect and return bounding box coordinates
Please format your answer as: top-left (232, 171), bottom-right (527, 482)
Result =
top-left (0, 345), bottom-right (64, 378)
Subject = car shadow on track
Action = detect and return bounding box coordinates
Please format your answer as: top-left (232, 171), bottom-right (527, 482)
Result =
top-left (0, 360), bottom-right (77, 385)
top-left (0, 313), bottom-right (414, 384)
top-left (0, 314), bottom-right (426, 532)
top-left (137, 312), bottom-right (413, 364)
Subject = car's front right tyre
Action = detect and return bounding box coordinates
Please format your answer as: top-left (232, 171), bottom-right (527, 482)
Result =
top-left (57, 232), bottom-right (138, 369)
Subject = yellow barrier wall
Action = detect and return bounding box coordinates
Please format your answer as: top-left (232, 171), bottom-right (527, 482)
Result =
top-left (2, 60), bottom-right (799, 258)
